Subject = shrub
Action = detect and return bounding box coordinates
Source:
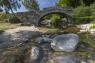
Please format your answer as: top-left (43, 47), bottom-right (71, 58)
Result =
top-left (50, 14), bottom-right (61, 28)
top-left (90, 23), bottom-right (95, 29)
top-left (79, 32), bottom-right (95, 48)
top-left (0, 13), bottom-right (10, 22)
top-left (90, 2), bottom-right (95, 18)
top-left (9, 16), bottom-right (21, 23)
top-left (72, 6), bottom-right (94, 24)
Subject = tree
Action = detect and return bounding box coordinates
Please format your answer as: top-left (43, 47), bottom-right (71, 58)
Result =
top-left (0, 0), bottom-right (21, 23)
top-left (0, 0), bottom-right (21, 14)
top-left (83, 0), bottom-right (95, 6)
top-left (22, 0), bottom-right (39, 10)
top-left (57, 0), bottom-right (70, 7)
top-left (57, 0), bottom-right (81, 8)
top-left (57, 0), bottom-right (95, 8)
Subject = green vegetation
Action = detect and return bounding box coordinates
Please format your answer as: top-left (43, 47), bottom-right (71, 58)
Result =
top-left (22, 0), bottom-right (39, 10)
top-left (0, 13), bottom-right (21, 24)
top-left (72, 3), bottom-right (95, 24)
top-left (72, 6), bottom-right (93, 24)
top-left (90, 24), bottom-right (95, 29)
top-left (79, 32), bottom-right (95, 49)
top-left (0, 13), bottom-right (10, 22)
top-left (0, 23), bottom-right (20, 30)
top-left (50, 14), bottom-right (61, 28)
top-left (57, 0), bottom-right (95, 7)
top-left (74, 32), bottom-right (95, 58)
top-left (9, 16), bottom-right (21, 24)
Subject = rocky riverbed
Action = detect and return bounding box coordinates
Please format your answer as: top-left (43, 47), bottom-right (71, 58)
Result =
top-left (0, 26), bottom-right (95, 63)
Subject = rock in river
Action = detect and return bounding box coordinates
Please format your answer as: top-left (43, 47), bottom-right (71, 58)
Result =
top-left (31, 46), bottom-right (39, 60)
top-left (35, 37), bottom-right (52, 43)
top-left (0, 26), bottom-right (41, 49)
top-left (51, 34), bottom-right (79, 52)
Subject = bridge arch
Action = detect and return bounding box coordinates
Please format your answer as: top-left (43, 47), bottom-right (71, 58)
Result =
top-left (36, 7), bottom-right (73, 27)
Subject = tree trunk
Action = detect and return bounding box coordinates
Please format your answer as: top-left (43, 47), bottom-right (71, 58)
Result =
top-left (7, 0), bottom-right (21, 23)
top-left (8, 0), bottom-right (17, 17)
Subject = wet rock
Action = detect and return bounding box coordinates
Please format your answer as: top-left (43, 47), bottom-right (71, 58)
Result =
top-left (0, 26), bottom-right (41, 49)
top-left (31, 46), bottom-right (39, 60)
top-left (35, 37), bottom-right (52, 43)
top-left (51, 34), bottom-right (79, 52)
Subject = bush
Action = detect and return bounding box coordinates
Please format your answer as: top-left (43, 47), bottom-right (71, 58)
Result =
top-left (72, 5), bottom-right (94, 24)
top-left (9, 16), bottom-right (21, 23)
top-left (90, 23), bottom-right (95, 29)
top-left (90, 2), bottom-right (95, 18)
top-left (50, 14), bottom-right (61, 28)
top-left (0, 13), bottom-right (10, 22)
top-left (79, 32), bottom-right (95, 48)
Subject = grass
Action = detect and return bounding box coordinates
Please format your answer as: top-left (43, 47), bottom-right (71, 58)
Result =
top-left (90, 23), bottom-right (95, 29)
top-left (0, 22), bottom-right (20, 30)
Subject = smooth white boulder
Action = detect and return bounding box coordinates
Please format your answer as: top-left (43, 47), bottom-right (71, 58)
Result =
top-left (51, 34), bottom-right (79, 52)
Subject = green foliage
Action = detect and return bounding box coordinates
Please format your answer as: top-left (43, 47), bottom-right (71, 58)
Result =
top-left (90, 23), bottom-right (95, 29)
top-left (74, 32), bottom-right (95, 58)
top-left (57, 0), bottom-right (80, 7)
top-left (90, 2), bottom-right (95, 18)
top-left (0, 23), bottom-right (20, 30)
top-left (83, 0), bottom-right (95, 6)
top-left (57, 0), bottom-right (70, 7)
top-left (0, 0), bottom-right (21, 13)
top-left (9, 16), bottom-right (21, 23)
top-left (72, 5), bottom-right (94, 24)
top-left (22, 0), bottom-right (39, 10)
top-left (79, 32), bottom-right (95, 48)
top-left (46, 28), bottom-right (59, 34)
top-left (0, 13), bottom-right (21, 23)
top-left (57, 0), bottom-right (82, 8)
top-left (0, 13), bottom-right (10, 22)
top-left (50, 14), bottom-right (61, 28)
top-left (73, 6), bottom-right (90, 17)
top-left (57, 0), bottom-right (95, 8)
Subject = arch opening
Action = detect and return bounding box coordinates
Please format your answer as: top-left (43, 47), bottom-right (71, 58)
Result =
top-left (37, 12), bottom-right (72, 28)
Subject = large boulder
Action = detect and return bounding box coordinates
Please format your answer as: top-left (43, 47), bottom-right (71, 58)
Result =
top-left (0, 26), bottom-right (41, 49)
top-left (51, 34), bottom-right (79, 52)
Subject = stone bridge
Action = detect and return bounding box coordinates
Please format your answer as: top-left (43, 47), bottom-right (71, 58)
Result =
top-left (16, 7), bottom-right (73, 26)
